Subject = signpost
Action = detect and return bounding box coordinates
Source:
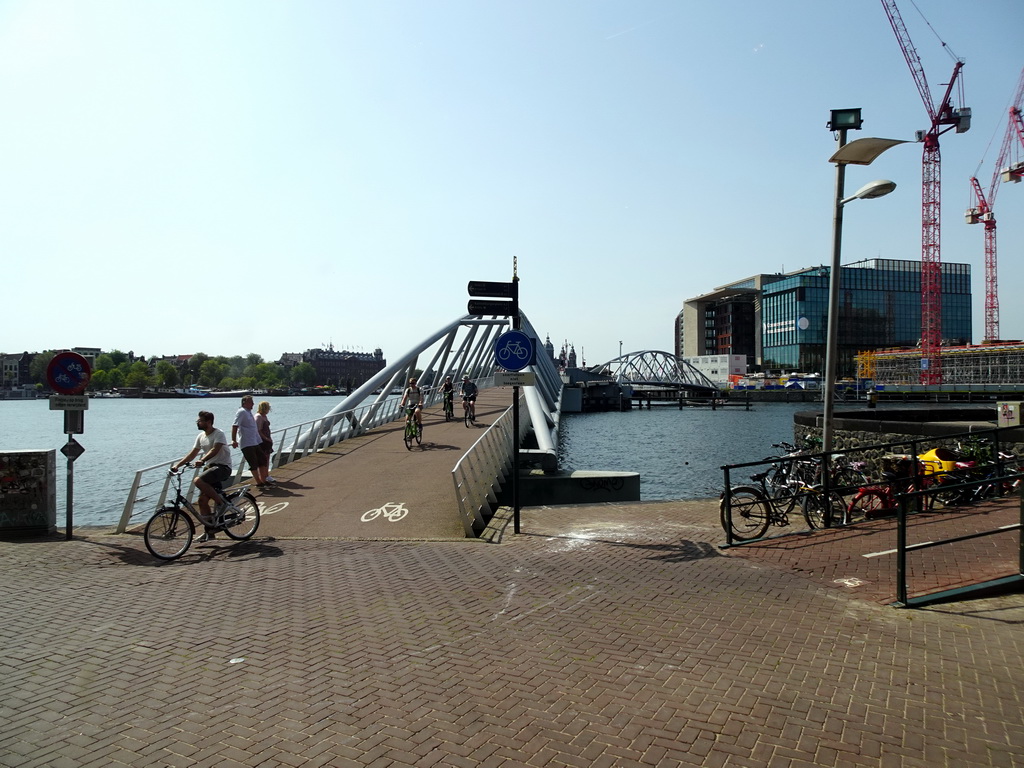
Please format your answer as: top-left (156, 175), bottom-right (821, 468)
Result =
top-left (46, 352), bottom-right (91, 540)
top-left (468, 263), bottom-right (526, 532)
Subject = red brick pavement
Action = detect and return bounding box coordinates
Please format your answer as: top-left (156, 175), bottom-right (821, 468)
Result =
top-left (156, 387), bottom-right (517, 542)
top-left (2, 500), bottom-right (1022, 767)
top-left (725, 496), bottom-right (1023, 606)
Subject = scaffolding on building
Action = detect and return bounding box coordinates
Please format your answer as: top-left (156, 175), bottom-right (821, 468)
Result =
top-left (867, 342), bottom-right (1024, 385)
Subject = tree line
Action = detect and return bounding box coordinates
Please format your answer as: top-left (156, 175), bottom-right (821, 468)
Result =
top-left (28, 351), bottom-right (318, 392)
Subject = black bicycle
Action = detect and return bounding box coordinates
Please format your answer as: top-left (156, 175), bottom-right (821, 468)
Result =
top-left (442, 390), bottom-right (454, 422)
top-left (143, 465), bottom-right (260, 560)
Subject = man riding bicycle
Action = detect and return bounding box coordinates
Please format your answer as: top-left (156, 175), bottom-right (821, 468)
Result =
top-left (440, 376), bottom-right (454, 417)
top-left (400, 377), bottom-right (423, 427)
top-left (172, 410), bottom-right (232, 540)
top-left (460, 375), bottom-right (478, 420)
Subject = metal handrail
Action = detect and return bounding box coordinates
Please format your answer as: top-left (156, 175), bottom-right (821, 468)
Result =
top-left (115, 395), bottom-right (408, 533)
top-left (894, 477), bottom-right (1024, 607)
top-left (451, 398), bottom-right (519, 536)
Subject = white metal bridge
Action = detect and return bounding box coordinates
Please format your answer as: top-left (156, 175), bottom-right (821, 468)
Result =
top-left (588, 350), bottom-right (719, 394)
top-left (299, 312), bottom-right (564, 454)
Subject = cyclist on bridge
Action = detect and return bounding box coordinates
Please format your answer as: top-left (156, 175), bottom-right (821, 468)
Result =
top-left (460, 374), bottom-right (478, 419)
top-left (400, 377), bottom-right (423, 428)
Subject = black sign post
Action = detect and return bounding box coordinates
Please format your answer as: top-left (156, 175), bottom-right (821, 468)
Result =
top-left (468, 265), bottom-right (523, 532)
top-left (46, 353), bottom-right (92, 540)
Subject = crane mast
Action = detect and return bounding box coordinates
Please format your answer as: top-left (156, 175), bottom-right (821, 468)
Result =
top-left (880, 0), bottom-right (969, 384)
top-left (967, 68), bottom-right (1024, 343)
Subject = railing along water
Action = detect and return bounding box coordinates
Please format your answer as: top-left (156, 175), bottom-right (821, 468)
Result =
top-left (115, 395), bottom-right (408, 533)
top-left (451, 394), bottom-right (527, 537)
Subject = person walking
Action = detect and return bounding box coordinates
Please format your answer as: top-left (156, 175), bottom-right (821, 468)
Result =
top-left (232, 395), bottom-right (269, 487)
top-left (255, 400), bottom-right (276, 486)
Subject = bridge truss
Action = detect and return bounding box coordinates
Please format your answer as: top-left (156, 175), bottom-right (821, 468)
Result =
top-left (298, 313), bottom-right (564, 453)
top-left (590, 350), bottom-right (719, 394)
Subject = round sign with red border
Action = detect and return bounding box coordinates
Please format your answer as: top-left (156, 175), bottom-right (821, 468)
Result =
top-left (46, 352), bottom-right (92, 395)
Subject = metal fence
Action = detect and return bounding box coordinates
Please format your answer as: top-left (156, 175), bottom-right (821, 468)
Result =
top-left (115, 393), bottom-right (413, 533)
top-left (451, 394), bottom-right (529, 536)
top-left (115, 381), bottom-right (513, 535)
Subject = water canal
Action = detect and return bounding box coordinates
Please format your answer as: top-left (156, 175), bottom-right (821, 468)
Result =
top-left (2, 395), bottom-right (931, 528)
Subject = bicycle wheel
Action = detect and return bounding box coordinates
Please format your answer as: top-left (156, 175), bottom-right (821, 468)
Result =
top-left (846, 489), bottom-right (890, 524)
top-left (802, 488), bottom-right (845, 530)
top-left (831, 467), bottom-right (869, 498)
top-left (720, 486), bottom-right (770, 541)
top-left (144, 507), bottom-right (195, 560)
top-left (403, 422), bottom-right (414, 450)
top-left (223, 492), bottom-right (260, 541)
top-left (415, 422), bottom-right (422, 445)
top-left (464, 406), bottom-right (471, 427)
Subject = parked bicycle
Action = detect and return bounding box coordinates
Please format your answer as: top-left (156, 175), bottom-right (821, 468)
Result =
top-left (403, 405), bottom-right (423, 450)
top-left (722, 441), bottom-right (869, 538)
top-left (143, 465), bottom-right (260, 560)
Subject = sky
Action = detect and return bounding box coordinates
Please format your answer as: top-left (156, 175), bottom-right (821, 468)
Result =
top-left (1, 0), bottom-right (1022, 368)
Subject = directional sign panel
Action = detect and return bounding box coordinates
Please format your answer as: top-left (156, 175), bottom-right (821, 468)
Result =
top-left (467, 299), bottom-right (515, 316)
top-left (467, 280), bottom-right (516, 298)
top-left (494, 329), bottom-right (535, 372)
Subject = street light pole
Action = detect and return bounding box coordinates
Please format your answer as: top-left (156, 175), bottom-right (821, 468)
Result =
top-left (822, 129), bottom-right (850, 458)
top-left (821, 110), bottom-right (905, 457)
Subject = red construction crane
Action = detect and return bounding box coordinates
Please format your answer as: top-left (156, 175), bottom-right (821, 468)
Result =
top-left (967, 68), bottom-right (1024, 343)
top-left (881, 0), bottom-right (971, 384)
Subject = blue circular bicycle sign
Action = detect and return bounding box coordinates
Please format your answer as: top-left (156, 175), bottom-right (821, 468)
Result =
top-left (494, 330), bottom-right (534, 372)
top-left (46, 352), bottom-right (92, 395)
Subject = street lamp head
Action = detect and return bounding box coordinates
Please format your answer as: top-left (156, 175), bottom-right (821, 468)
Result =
top-left (840, 179), bottom-right (896, 206)
top-left (829, 137), bottom-right (909, 166)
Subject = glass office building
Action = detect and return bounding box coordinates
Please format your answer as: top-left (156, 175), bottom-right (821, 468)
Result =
top-left (761, 258), bottom-right (971, 377)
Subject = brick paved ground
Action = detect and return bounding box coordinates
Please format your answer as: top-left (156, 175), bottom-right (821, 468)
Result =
top-left (2, 499), bottom-right (1022, 767)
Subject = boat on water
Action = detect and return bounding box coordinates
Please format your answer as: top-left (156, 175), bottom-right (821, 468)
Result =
top-left (180, 386), bottom-right (256, 398)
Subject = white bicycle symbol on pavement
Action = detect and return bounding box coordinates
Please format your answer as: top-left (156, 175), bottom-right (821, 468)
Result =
top-left (361, 502), bottom-right (409, 523)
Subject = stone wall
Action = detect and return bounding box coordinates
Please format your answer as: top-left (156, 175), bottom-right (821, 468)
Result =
top-left (793, 408), bottom-right (1024, 475)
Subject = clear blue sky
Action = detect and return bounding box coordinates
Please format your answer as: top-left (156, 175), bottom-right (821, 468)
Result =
top-left (1, 1), bottom-right (1021, 367)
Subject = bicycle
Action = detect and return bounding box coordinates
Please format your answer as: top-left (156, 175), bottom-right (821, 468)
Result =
top-left (442, 391), bottom-right (454, 422)
top-left (721, 473), bottom-right (828, 542)
top-left (721, 440), bottom-right (867, 538)
top-left (403, 405), bottom-right (422, 450)
top-left (842, 455), bottom-right (937, 524)
top-left (143, 465), bottom-right (260, 560)
top-left (463, 395), bottom-right (476, 426)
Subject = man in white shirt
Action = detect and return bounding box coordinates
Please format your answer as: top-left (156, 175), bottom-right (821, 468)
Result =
top-left (232, 395), bottom-right (268, 486)
top-left (172, 410), bottom-right (232, 539)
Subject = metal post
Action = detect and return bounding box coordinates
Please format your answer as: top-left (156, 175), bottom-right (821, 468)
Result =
top-left (822, 127), bottom-right (848, 457)
top-left (896, 494), bottom-right (908, 606)
top-left (512, 273), bottom-right (521, 534)
top-left (64, 436), bottom-right (74, 541)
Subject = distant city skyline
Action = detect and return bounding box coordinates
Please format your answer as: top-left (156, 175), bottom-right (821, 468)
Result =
top-left (1, 2), bottom-right (1020, 364)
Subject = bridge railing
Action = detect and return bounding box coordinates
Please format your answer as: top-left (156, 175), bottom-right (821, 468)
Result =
top-left (451, 392), bottom-right (529, 536)
top-left (114, 395), bottom-right (410, 533)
